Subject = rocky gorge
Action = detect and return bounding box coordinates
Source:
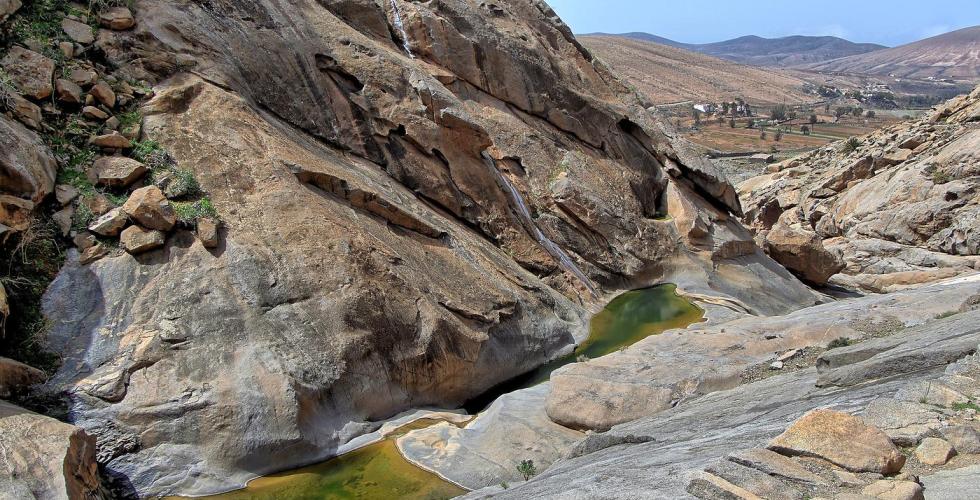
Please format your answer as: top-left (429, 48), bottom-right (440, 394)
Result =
top-left (0, 1), bottom-right (978, 499)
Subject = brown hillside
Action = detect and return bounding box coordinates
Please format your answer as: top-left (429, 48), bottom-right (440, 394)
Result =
top-left (802, 26), bottom-right (980, 80)
top-left (581, 35), bottom-right (819, 106)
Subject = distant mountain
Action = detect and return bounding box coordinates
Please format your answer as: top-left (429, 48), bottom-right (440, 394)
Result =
top-left (584, 33), bottom-right (886, 67)
top-left (801, 26), bottom-right (980, 80)
top-left (579, 35), bottom-right (816, 106)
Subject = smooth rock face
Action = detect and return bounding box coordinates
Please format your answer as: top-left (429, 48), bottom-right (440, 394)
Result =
top-left (119, 225), bottom-right (165, 253)
top-left (940, 424), bottom-right (980, 454)
top-left (0, 47), bottom-right (54, 99)
top-left (921, 465), bottom-right (980, 500)
top-left (92, 156), bottom-right (147, 187)
top-left (767, 409), bottom-right (906, 474)
top-left (121, 185), bottom-right (176, 231)
top-left (8, 93), bottom-right (42, 129)
top-left (544, 278), bottom-right (979, 432)
top-left (914, 437), bottom-right (956, 465)
top-left (397, 383), bottom-right (583, 489)
top-left (546, 376), bottom-right (673, 431)
top-left (0, 401), bottom-right (104, 500)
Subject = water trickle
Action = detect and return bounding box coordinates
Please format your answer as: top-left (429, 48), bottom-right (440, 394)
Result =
top-left (483, 153), bottom-right (598, 297)
top-left (389, 0), bottom-right (415, 58)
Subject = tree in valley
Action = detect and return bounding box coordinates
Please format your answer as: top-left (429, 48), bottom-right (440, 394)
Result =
top-left (835, 107), bottom-right (848, 120)
top-left (852, 107), bottom-right (863, 117)
top-left (801, 125), bottom-right (811, 136)
top-left (809, 113), bottom-right (818, 124)
top-left (865, 110), bottom-right (876, 118)
top-left (770, 104), bottom-right (788, 121)
top-left (729, 118), bottom-right (736, 128)
top-left (693, 108), bottom-right (701, 126)
top-left (760, 129), bottom-right (767, 140)
top-left (774, 128), bottom-right (783, 142)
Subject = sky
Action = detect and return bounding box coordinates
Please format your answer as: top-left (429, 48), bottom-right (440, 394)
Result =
top-left (545, 0), bottom-right (980, 47)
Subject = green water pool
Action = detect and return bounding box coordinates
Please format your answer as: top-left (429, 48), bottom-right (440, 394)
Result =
top-left (187, 284), bottom-right (703, 500)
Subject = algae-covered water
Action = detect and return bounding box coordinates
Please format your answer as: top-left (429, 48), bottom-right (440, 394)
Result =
top-left (191, 284), bottom-right (702, 499)
top-left (193, 419), bottom-right (465, 500)
top-left (463, 283), bottom-right (704, 412)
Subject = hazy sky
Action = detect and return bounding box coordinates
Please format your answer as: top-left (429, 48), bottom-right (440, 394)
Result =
top-left (545, 0), bottom-right (980, 47)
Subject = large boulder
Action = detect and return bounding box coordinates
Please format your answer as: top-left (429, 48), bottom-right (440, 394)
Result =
top-left (768, 409), bottom-right (906, 474)
top-left (0, 401), bottom-right (104, 500)
top-left (765, 222), bottom-right (844, 285)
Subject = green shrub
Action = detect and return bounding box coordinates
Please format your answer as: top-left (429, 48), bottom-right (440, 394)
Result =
top-left (516, 459), bottom-right (537, 481)
top-left (841, 137), bottom-right (861, 154)
top-left (71, 199), bottom-right (95, 231)
top-left (931, 170), bottom-right (952, 185)
top-left (117, 111), bottom-right (142, 129)
top-left (827, 337), bottom-right (853, 350)
top-left (952, 401), bottom-right (980, 412)
top-left (173, 197), bottom-right (219, 225)
top-left (130, 140), bottom-right (164, 163)
top-left (160, 168), bottom-right (201, 199)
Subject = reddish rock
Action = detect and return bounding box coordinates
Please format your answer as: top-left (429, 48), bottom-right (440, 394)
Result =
top-left (120, 225), bottom-right (165, 254)
top-left (768, 409), bottom-right (906, 474)
top-left (0, 357), bottom-right (46, 398)
top-left (90, 80), bottom-right (117, 108)
top-left (91, 156), bottom-right (147, 187)
top-left (99, 6), bottom-right (136, 30)
top-left (8, 94), bottom-right (42, 129)
top-left (55, 78), bottom-right (84, 104)
top-left (91, 131), bottom-right (131, 149)
top-left (81, 106), bottom-right (109, 120)
top-left (79, 243), bottom-right (109, 264)
top-left (197, 218), bottom-right (220, 248)
top-left (69, 68), bottom-right (99, 87)
top-left (122, 186), bottom-right (176, 231)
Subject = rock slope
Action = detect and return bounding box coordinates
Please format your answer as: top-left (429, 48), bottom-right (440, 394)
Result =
top-left (740, 86), bottom-right (980, 291)
top-left (464, 275), bottom-right (980, 498)
top-left (21, 0), bottom-right (817, 496)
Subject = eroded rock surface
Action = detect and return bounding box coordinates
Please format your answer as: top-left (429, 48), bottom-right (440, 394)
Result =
top-left (740, 86), bottom-right (980, 292)
top-left (36, 1), bottom-right (818, 496)
top-left (465, 284), bottom-right (980, 498)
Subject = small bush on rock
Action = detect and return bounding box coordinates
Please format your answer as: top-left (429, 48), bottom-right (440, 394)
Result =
top-left (827, 337), bottom-right (853, 349)
top-left (516, 459), bottom-right (537, 481)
